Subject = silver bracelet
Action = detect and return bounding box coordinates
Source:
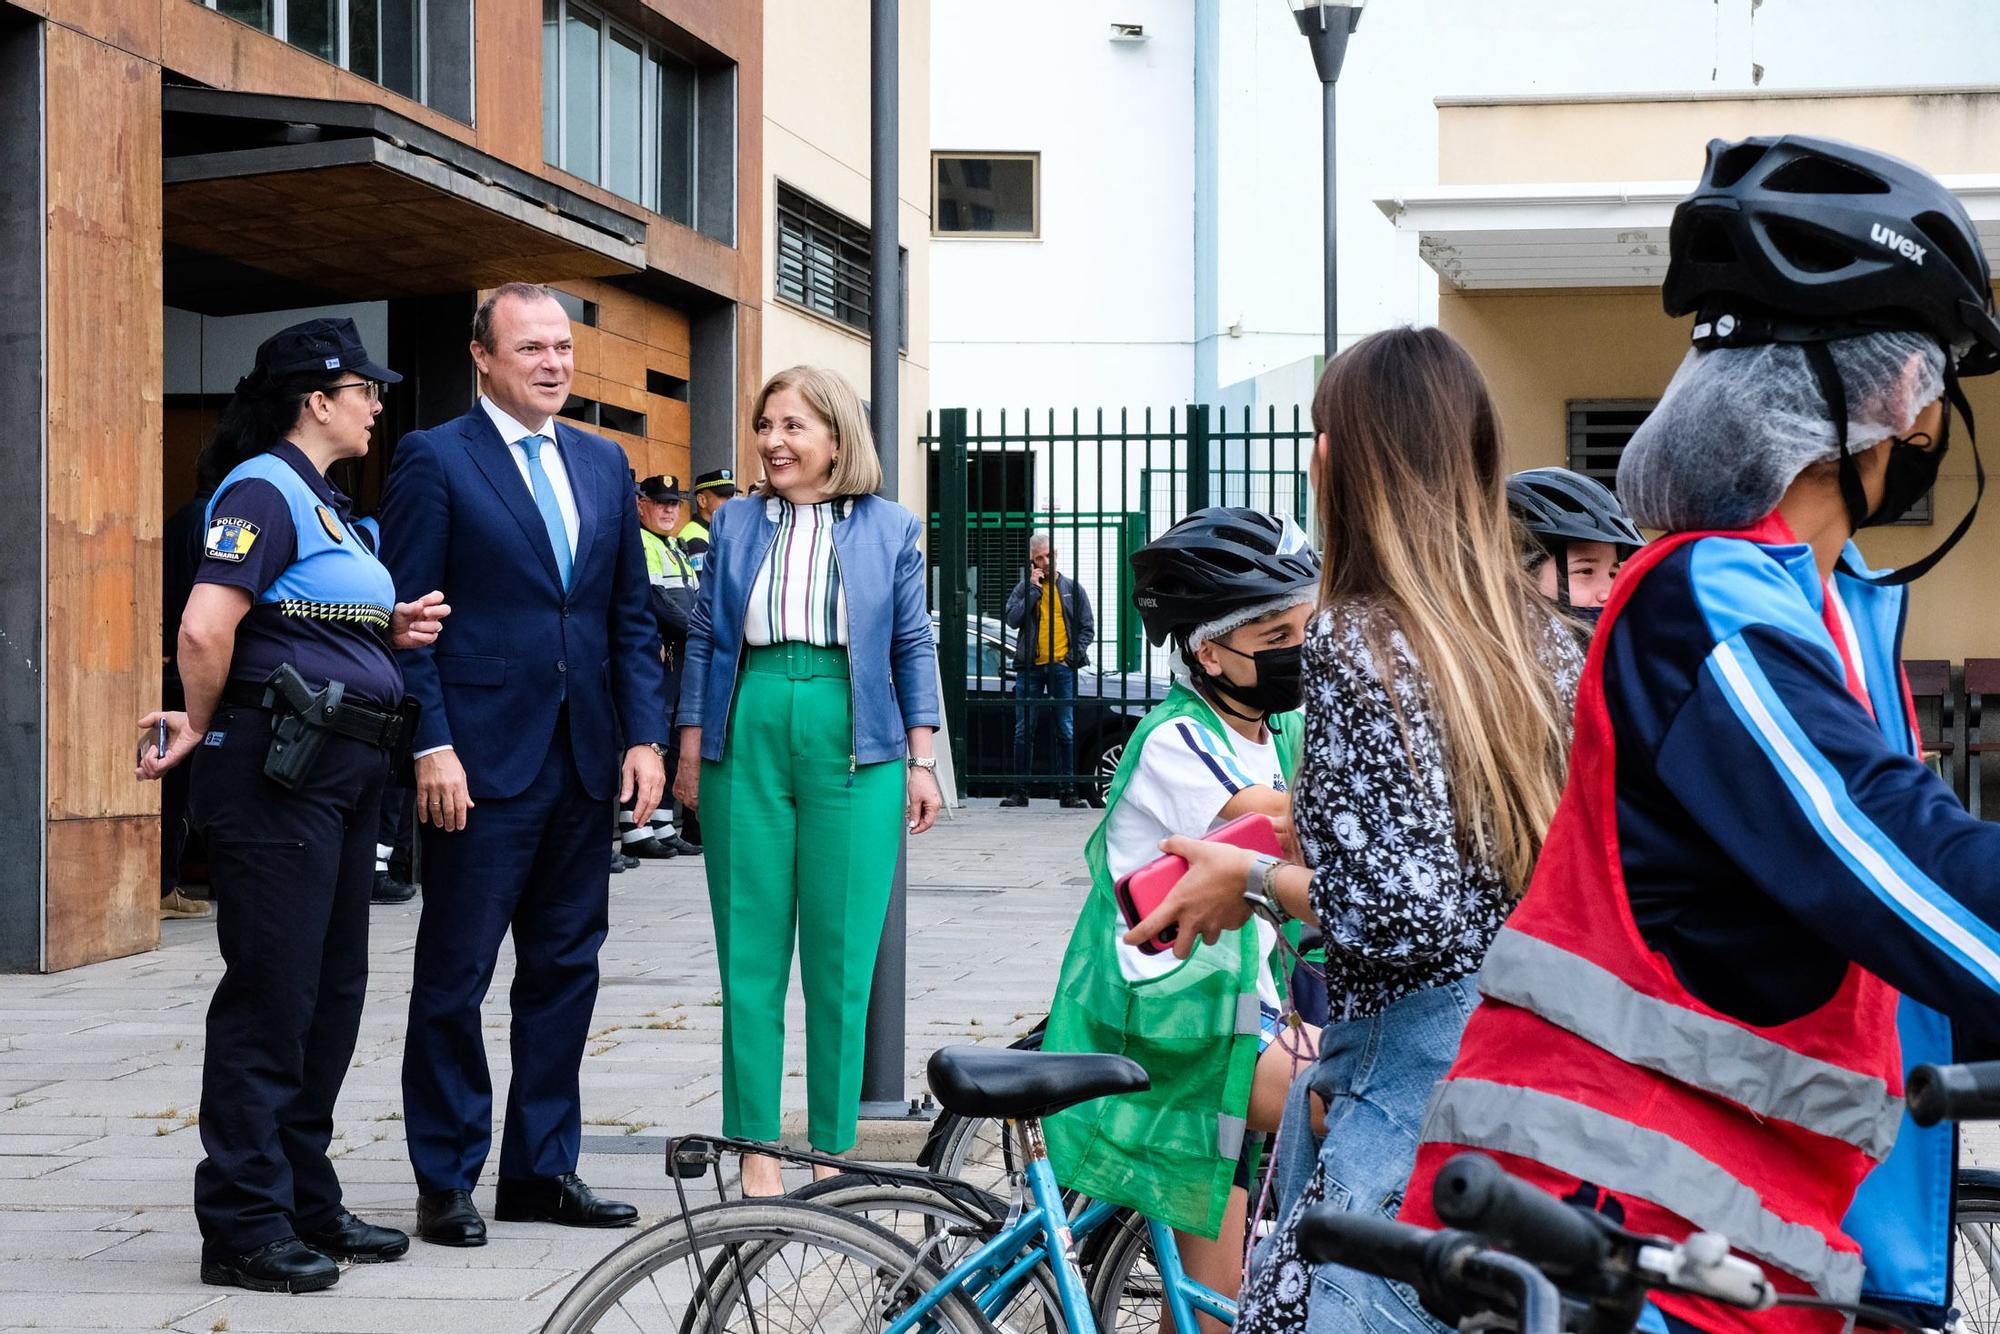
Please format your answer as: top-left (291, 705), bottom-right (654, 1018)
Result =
top-left (1243, 854), bottom-right (1288, 925)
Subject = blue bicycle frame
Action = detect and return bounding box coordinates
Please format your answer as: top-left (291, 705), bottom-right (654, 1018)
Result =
top-left (885, 1152), bottom-right (1237, 1332)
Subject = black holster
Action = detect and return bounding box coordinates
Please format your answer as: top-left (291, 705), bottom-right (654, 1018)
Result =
top-left (261, 664), bottom-right (336, 791)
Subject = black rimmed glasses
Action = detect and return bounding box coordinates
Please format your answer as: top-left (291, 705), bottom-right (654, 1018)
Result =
top-left (324, 380), bottom-right (385, 403)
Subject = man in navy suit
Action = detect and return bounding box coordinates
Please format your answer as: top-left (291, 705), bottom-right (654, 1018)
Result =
top-left (381, 282), bottom-right (667, 1246)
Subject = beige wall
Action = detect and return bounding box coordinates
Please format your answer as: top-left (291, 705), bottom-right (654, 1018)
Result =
top-left (1439, 89), bottom-right (2000, 186)
top-left (760, 0), bottom-right (931, 512)
top-left (1440, 287), bottom-right (1999, 664)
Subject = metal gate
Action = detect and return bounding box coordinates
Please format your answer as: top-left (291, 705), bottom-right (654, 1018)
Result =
top-left (926, 403), bottom-right (1315, 801)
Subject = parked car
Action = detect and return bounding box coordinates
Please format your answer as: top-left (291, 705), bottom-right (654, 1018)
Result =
top-left (933, 614), bottom-right (1173, 804)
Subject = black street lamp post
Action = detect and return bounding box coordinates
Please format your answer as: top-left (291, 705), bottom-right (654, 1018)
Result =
top-left (1290, 0), bottom-right (1366, 363)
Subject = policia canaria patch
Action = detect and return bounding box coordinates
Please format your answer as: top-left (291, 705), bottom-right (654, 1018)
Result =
top-left (204, 518), bottom-right (261, 563)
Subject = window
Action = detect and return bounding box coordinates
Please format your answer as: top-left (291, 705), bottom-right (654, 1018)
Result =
top-left (560, 394), bottom-right (647, 438)
top-left (933, 153), bottom-right (1039, 237)
top-left (1565, 400), bottom-right (1656, 491)
top-left (647, 369), bottom-right (690, 401)
top-left (195, 0), bottom-right (472, 123)
top-left (542, 0), bottom-right (699, 227)
top-left (776, 184), bottom-right (908, 349)
top-left (549, 289), bottom-right (598, 328)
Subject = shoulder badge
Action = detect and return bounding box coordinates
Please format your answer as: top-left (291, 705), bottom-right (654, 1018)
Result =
top-left (315, 505), bottom-right (345, 544)
top-left (204, 518), bottom-right (260, 563)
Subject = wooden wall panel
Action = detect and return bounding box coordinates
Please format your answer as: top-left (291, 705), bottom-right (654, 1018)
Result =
top-left (46, 818), bottom-right (158, 973)
top-left (43, 24), bottom-right (162, 967)
top-left (473, 0), bottom-right (544, 169)
top-left (28, 1), bottom-right (162, 63)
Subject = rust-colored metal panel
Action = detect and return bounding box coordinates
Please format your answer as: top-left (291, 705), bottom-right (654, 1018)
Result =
top-left (46, 818), bottom-right (158, 972)
top-left (473, 0), bottom-right (544, 169)
top-left (44, 26), bottom-right (162, 830)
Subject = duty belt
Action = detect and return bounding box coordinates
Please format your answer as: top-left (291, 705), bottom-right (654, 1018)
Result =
top-left (222, 675), bottom-right (407, 751)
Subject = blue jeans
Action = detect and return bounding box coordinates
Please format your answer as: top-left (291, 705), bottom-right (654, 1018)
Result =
top-left (1012, 663), bottom-right (1076, 789)
top-left (1254, 977), bottom-right (1481, 1334)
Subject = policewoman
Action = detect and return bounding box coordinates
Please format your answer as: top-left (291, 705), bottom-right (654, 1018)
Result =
top-left (675, 366), bottom-right (941, 1198)
top-left (138, 318), bottom-right (449, 1294)
top-left (678, 466), bottom-right (737, 570)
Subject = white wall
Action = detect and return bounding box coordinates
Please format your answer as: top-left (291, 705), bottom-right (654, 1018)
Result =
top-left (932, 0), bottom-right (2000, 418)
top-left (164, 302), bottom-right (390, 396)
top-left (929, 1), bottom-right (1196, 415)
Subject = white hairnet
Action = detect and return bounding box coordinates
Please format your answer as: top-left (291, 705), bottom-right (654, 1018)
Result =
top-left (1616, 331), bottom-right (1945, 532)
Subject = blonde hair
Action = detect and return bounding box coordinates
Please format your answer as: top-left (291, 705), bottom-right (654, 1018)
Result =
top-left (752, 366), bottom-right (883, 498)
top-left (1312, 327), bottom-right (1571, 897)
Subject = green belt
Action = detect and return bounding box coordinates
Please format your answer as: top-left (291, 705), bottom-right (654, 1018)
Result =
top-left (742, 642), bottom-right (851, 680)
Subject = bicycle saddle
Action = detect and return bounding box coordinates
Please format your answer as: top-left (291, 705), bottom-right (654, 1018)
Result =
top-left (927, 1045), bottom-right (1150, 1120)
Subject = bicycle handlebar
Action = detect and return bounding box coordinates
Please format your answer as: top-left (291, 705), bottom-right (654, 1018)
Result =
top-left (1432, 1152), bottom-right (1609, 1280)
top-left (1295, 1207), bottom-right (1568, 1334)
top-left (1907, 1060), bottom-right (2000, 1126)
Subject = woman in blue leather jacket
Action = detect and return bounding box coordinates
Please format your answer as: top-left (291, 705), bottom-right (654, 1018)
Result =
top-left (675, 365), bottom-right (941, 1196)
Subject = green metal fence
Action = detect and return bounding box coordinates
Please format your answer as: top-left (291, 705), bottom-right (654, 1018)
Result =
top-left (926, 403), bottom-right (1315, 801)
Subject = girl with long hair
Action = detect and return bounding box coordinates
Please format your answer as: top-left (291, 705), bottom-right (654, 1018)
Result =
top-left (1124, 326), bottom-right (1580, 1333)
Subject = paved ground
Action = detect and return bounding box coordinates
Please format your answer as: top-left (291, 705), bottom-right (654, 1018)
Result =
top-left (0, 801), bottom-right (1092, 1333)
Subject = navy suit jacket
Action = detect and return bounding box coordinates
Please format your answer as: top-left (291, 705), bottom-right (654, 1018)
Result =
top-left (380, 406), bottom-right (667, 802)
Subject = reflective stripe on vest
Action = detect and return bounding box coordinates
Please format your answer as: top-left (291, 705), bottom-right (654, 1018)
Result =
top-left (1217, 1113), bottom-right (1247, 1161)
top-left (1422, 1078), bottom-right (1865, 1305)
top-left (1477, 929), bottom-right (1903, 1160)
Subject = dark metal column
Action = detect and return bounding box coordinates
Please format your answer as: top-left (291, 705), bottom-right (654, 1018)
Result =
top-left (1321, 78), bottom-right (1338, 360)
top-left (1293, 2), bottom-right (1361, 364)
top-left (859, 0), bottom-right (911, 1119)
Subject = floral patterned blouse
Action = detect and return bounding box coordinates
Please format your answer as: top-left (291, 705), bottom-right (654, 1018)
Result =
top-left (1293, 600), bottom-right (1584, 1025)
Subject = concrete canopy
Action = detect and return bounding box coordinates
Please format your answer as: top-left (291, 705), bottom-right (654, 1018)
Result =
top-left (1376, 177), bottom-right (2000, 290)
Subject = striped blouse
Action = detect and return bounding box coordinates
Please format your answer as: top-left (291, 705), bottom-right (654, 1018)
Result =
top-left (743, 496), bottom-right (850, 647)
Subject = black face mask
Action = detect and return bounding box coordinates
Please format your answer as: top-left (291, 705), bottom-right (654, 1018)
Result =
top-left (1860, 413), bottom-right (1947, 529)
top-left (1202, 641), bottom-right (1306, 719)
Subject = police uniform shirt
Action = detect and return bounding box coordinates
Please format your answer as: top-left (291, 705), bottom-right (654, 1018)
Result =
top-left (196, 441), bottom-right (402, 707)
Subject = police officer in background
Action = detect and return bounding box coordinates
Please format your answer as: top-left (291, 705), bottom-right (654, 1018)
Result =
top-left (678, 466), bottom-right (736, 571)
top-left (138, 318), bottom-right (450, 1294)
top-left (620, 474), bottom-right (701, 857)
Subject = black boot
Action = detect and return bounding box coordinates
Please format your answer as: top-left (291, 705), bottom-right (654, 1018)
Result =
top-left (200, 1238), bottom-right (340, 1293)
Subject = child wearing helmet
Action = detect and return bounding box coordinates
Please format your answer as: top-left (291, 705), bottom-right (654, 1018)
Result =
top-left (1042, 506), bottom-right (1323, 1325)
top-left (1393, 135), bottom-right (2000, 1334)
top-left (1507, 466), bottom-right (1646, 626)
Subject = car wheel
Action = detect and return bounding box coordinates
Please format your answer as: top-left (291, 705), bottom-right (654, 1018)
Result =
top-left (1086, 727), bottom-right (1131, 808)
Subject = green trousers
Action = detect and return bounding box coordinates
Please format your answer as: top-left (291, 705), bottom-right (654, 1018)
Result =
top-left (702, 643), bottom-right (906, 1152)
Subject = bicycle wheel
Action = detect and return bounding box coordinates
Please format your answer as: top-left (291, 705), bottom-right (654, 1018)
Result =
top-left (1083, 1207), bottom-right (1167, 1334)
top-left (1956, 1168), bottom-right (2000, 1333)
top-left (540, 1197), bottom-right (998, 1334)
top-left (793, 1176), bottom-right (1068, 1334)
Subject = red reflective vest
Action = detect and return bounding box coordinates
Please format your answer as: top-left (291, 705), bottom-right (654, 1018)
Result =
top-left (1400, 521), bottom-right (1909, 1334)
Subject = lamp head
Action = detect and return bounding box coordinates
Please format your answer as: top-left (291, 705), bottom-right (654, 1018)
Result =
top-left (1290, 0), bottom-right (1365, 83)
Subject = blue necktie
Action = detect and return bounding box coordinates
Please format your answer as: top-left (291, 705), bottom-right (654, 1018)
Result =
top-left (519, 434), bottom-right (573, 591)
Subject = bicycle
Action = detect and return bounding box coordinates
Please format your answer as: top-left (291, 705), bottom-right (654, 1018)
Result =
top-left (1288, 1059), bottom-right (2000, 1334)
top-left (539, 1044), bottom-right (1234, 1334)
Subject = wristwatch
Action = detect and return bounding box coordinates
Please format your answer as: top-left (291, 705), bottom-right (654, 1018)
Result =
top-left (1243, 854), bottom-right (1289, 925)
top-left (648, 742), bottom-right (671, 762)
top-left (907, 755), bottom-right (938, 772)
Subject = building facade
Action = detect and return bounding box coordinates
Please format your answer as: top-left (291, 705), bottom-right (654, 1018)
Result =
top-left (0, 0), bottom-right (925, 974)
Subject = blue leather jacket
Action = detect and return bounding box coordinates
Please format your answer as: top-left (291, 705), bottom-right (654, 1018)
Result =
top-left (679, 492), bottom-right (940, 764)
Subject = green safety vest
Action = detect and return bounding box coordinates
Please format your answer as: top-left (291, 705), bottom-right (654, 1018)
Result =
top-left (1042, 683), bottom-right (1301, 1240)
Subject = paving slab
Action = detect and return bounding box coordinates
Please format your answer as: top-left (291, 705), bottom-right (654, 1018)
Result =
top-left (0, 804), bottom-right (1085, 1323)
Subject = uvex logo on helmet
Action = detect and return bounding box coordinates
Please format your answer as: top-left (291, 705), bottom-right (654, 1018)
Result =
top-left (1869, 222), bottom-right (1927, 265)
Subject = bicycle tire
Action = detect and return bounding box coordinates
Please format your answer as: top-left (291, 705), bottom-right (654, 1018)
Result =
top-left (1956, 1167), bottom-right (2000, 1334)
top-left (539, 1197), bottom-right (999, 1334)
top-left (792, 1176), bottom-right (1069, 1334)
top-left (1083, 1206), bottom-right (1172, 1334)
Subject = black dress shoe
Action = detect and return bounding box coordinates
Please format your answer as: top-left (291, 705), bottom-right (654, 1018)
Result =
top-left (371, 872), bottom-right (418, 904)
top-left (999, 793), bottom-right (1029, 808)
top-left (666, 835), bottom-right (702, 856)
top-left (299, 1209), bottom-right (410, 1263)
top-left (494, 1173), bottom-right (638, 1228)
top-left (415, 1189), bottom-right (487, 1247)
top-left (200, 1237), bottom-right (340, 1293)
top-left (625, 835), bottom-right (678, 860)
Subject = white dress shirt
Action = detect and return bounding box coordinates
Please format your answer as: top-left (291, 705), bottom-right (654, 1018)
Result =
top-left (480, 396), bottom-right (579, 559)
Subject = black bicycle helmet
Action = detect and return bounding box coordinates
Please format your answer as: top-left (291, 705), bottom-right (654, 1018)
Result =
top-left (1130, 507), bottom-right (1320, 648)
top-left (1507, 468), bottom-right (1644, 560)
top-left (1663, 134), bottom-right (2000, 374)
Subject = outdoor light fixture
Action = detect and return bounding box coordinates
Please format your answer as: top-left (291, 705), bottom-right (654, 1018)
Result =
top-left (1289, 0), bottom-right (1367, 360)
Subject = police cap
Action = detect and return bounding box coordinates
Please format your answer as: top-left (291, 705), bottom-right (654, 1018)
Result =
top-left (638, 474), bottom-right (685, 503)
top-left (693, 468), bottom-right (738, 498)
top-left (256, 317), bottom-right (402, 384)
